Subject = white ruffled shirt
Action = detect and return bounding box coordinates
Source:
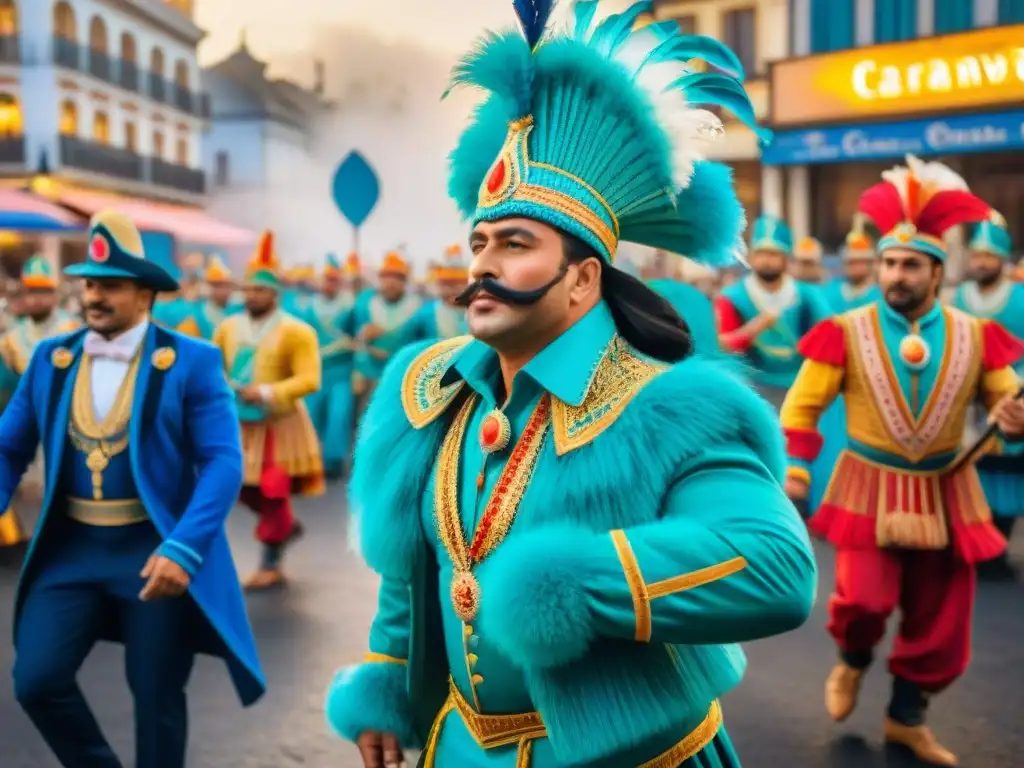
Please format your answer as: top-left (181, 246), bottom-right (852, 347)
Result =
top-left (82, 320), bottom-right (149, 422)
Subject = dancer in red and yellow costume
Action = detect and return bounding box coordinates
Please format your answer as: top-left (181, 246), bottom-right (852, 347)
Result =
top-left (780, 155), bottom-right (1024, 766)
top-left (0, 256), bottom-right (80, 548)
top-left (212, 232), bottom-right (324, 590)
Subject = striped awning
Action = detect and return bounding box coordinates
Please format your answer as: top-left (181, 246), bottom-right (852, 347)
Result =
top-left (56, 188), bottom-right (255, 248)
top-left (0, 189), bottom-right (83, 231)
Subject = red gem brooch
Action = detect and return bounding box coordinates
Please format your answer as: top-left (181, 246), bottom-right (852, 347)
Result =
top-left (479, 409), bottom-right (511, 454)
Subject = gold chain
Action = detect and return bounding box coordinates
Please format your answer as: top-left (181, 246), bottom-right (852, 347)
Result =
top-left (68, 352), bottom-right (141, 500)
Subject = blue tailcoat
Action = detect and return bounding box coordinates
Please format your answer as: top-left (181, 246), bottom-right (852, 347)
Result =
top-left (0, 325), bottom-right (265, 705)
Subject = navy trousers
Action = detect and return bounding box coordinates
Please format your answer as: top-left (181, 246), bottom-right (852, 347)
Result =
top-left (12, 519), bottom-right (195, 768)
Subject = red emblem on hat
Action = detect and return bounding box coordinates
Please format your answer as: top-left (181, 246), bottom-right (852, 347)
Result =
top-left (90, 234), bottom-right (110, 262)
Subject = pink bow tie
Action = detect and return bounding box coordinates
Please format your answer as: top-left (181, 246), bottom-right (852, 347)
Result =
top-left (84, 335), bottom-right (132, 362)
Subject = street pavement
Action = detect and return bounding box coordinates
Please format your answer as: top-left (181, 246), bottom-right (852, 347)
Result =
top-left (0, 484), bottom-right (1022, 767)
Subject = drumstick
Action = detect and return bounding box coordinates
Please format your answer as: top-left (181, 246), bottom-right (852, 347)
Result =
top-left (947, 387), bottom-right (1023, 474)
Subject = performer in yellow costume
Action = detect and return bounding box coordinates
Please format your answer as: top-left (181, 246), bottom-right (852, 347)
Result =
top-left (0, 256), bottom-right (80, 547)
top-left (212, 231), bottom-right (324, 590)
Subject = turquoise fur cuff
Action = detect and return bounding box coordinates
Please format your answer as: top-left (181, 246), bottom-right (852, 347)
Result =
top-left (325, 662), bottom-right (419, 748)
top-left (479, 525), bottom-right (607, 670)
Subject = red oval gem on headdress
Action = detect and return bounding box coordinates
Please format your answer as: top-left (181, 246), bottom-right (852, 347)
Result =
top-left (90, 235), bottom-right (110, 262)
top-left (486, 160), bottom-right (506, 194)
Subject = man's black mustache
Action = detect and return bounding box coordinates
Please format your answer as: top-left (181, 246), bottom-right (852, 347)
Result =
top-left (455, 264), bottom-right (568, 308)
top-left (84, 304), bottom-right (113, 313)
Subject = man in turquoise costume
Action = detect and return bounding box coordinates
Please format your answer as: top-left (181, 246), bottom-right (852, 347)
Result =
top-left (396, 245), bottom-right (470, 345)
top-left (177, 255), bottom-right (242, 340)
top-left (953, 212), bottom-right (1024, 581)
top-left (791, 236), bottom-right (827, 287)
top-left (0, 210), bottom-right (264, 768)
top-left (306, 254), bottom-right (359, 478)
top-left (810, 225), bottom-right (882, 511)
top-left (716, 214), bottom-right (832, 410)
top-left (352, 251), bottom-right (422, 400)
top-left (325, 3), bottom-right (816, 767)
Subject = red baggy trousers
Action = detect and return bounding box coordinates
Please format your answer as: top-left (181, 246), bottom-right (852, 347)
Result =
top-left (827, 547), bottom-right (975, 692)
top-left (238, 426), bottom-right (297, 546)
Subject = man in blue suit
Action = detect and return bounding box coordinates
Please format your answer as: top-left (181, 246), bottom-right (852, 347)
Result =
top-left (0, 210), bottom-right (265, 768)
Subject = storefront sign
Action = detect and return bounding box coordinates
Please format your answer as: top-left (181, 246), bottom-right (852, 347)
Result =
top-left (761, 110), bottom-right (1024, 166)
top-left (770, 25), bottom-right (1024, 128)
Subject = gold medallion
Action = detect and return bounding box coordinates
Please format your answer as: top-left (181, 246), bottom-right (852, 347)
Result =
top-left (451, 570), bottom-right (481, 622)
top-left (85, 449), bottom-right (109, 473)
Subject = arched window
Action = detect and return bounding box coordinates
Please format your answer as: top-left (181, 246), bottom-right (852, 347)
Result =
top-left (124, 120), bottom-right (137, 152)
top-left (175, 136), bottom-right (188, 165)
top-left (120, 31), bottom-right (136, 62)
top-left (150, 47), bottom-right (164, 76)
top-left (0, 93), bottom-right (21, 137)
top-left (152, 130), bottom-right (164, 158)
top-left (174, 60), bottom-right (189, 88)
top-left (88, 16), bottom-right (107, 52)
top-left (59, 99), bottom-right (77, 135)
top-left (92, 111), bottom-right (110, 144)
top-left (53, 2), bottom-right (76, 39)
top-left (0, 0), bottom-right (18, 36)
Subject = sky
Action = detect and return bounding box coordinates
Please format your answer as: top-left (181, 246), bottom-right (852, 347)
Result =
top-left (195, 0), bottom-right (511, 67)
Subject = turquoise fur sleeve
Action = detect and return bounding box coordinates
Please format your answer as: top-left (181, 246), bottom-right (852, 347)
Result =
top-left (159, 343), bottom-right (245, 571)
top-left (325, 578), bottom-right (419, 746)
top-left (368, 577), bottom-right (413, 661)
top-left (478, 445), bottom-right (817, 670)
top-left (0, 343), bottom-right (41, 510)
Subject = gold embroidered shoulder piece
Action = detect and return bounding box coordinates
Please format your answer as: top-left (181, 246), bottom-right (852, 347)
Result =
top-left (551, 336), bottom-right (667, 455)
top-left (401, 335), bottom-right (472, 429)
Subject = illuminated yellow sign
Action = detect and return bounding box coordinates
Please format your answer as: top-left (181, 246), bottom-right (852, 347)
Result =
top-left (770, 25), bottom-right (1024, 127)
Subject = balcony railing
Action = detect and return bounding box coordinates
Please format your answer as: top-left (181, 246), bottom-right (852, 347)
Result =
top-left (172, 84), bottom-right (193, 113)
top-left (0, 35), bottom-right (19, 64)
top-left (149, 73), bottom-right (166, 102)
top-left (88, 49), bottom-right (113, 82)
top-left (0, 135), bottom-right (24, 164)
top-left (119, 60), bottom-right (140, 92)
top-left (60, 135), bottom-right (143, 181)
top-left (53, 36), bottom-right (81, 70)
top-left (149, 157), bottom-right (206, 194)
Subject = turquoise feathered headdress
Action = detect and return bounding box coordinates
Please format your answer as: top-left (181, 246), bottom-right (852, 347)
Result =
top-left (968, 212), bottom-right (1012, 259)
top-left (445, 0), bottom-right (769, 266)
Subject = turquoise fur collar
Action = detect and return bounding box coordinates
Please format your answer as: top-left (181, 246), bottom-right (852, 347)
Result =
top-left (349, 336), bottom-right (786, 761)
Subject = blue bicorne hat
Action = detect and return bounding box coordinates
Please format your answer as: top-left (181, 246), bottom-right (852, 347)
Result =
top-left (750, 214), bottom-right (793, 256)
top-left (445, 0), bottom-right (770, 267)
top-left (968, 212), bottom-right (1012, 259)
top-left (65, 209), bottom-right (179, 292)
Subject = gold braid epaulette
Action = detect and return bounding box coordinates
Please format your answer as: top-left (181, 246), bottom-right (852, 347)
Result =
top-left (400, 335), bottom-right (471, 428)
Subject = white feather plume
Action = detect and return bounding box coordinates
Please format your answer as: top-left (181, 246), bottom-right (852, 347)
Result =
top-left (566, 3), bottom-right (725, 193)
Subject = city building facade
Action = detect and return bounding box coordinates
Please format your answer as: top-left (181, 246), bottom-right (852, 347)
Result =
top-left (202, 38), bottom-right (330, 267)
top-left (652, 0), bottom-right (789, 232)
top-left (765, 0), bottom-right (1024, 266)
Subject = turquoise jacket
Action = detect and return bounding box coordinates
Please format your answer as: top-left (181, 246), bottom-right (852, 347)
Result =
top-left (307, 294), bottom-right (357, 379)
top-left (327, 303), bottom-right (816, 765)
top-left (0, 325), bottom-right (265, 705)
top-left (719, 276), bottom-right (833, 389)
top-left (352, 291), bottom-right (422, 382)
top-left (821, 280), bottom-right (881, 314)
top-left (648, 279), bottom-right (718, 356)
top-left (395, 300), bottom-right (468, 346)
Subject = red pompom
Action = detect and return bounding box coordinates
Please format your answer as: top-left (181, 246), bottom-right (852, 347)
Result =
top-left (797, 319), bottom-right (846, 366)
top-left (858, 182), bottom-right (905, 236)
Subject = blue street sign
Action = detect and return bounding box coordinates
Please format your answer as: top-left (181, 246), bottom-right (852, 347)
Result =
top-left (762, 110), bottom-right (1024, 166)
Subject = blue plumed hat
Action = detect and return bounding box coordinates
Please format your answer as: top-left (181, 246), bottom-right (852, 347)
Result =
top-left (65, 209), bottom-right (179, 292)
top-left (445, 0), bottom-right (768, 266)
top-left (968, 212), bottom-right (1012, 259)
top-left (750, 214), bottom-right (793, 256)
